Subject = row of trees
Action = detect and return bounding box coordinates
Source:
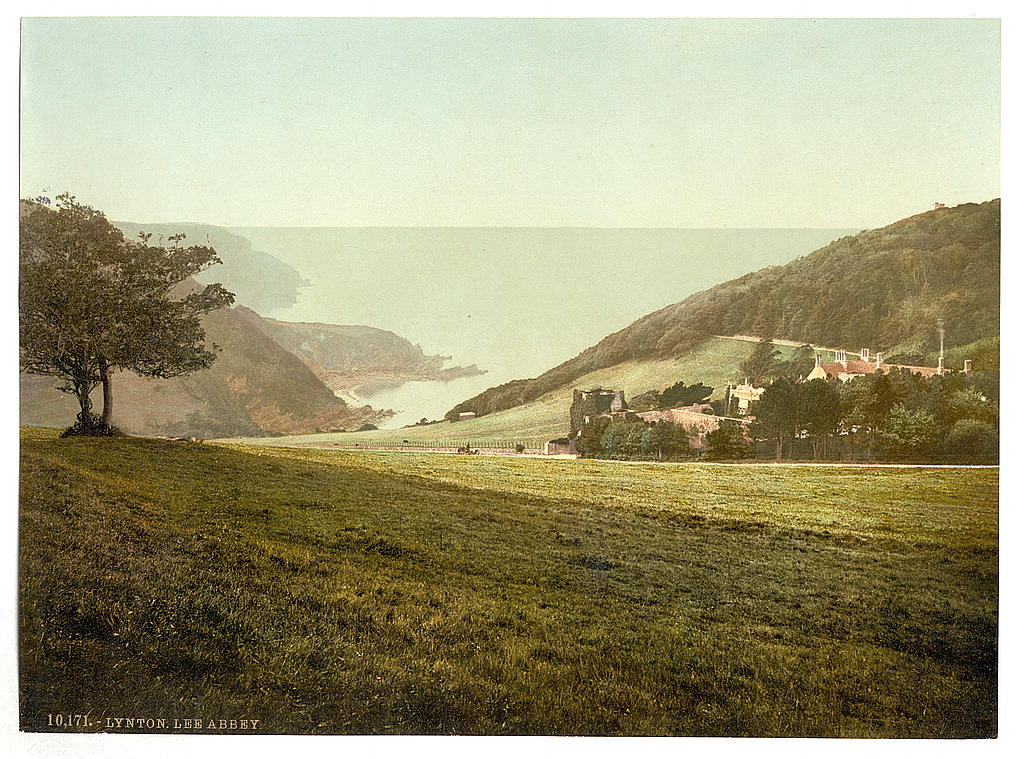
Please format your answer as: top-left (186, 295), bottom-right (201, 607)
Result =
top-left (576, 415), bottom-right (753, 462)
top-left (20, 195), bottom-right (233, 435)
top-left (752, 369), bottom-right (998, 462)
top-left (630, 381), bottom-right (713, 412)
top-left (577, 417), bottom-right (696, 461)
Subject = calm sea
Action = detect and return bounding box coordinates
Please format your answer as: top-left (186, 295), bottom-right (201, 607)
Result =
top-left (231, 227), bottom-right (854, 426)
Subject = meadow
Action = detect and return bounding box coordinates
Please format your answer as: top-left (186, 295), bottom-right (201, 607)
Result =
top-left (19, 427), bottom-right (997, 736)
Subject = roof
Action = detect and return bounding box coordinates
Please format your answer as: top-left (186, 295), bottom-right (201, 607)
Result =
top-left (812, 360), bottom-right (943, 380)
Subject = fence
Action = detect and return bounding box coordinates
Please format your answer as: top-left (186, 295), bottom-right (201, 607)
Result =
top-left (302, 439), bottom-right (549, 455)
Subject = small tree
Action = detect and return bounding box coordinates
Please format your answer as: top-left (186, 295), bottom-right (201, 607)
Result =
top-left (20, 194), bottom-right (234, 434)
top-left (650, 420), bottom-right (678, 460)
top-left (619, 422), bottom-right (645, 460)
top-left (753, 377), bottom-right (801, 460)
top-left (599, 421), bottom-right (626, 459)
top-left (798, 379), bottom-right (842, 460)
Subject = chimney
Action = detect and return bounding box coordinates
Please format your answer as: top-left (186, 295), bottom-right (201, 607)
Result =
top-left (963, 359), bottom-right (973, 373)
top-left (937, 326), bottom-right (945, 374)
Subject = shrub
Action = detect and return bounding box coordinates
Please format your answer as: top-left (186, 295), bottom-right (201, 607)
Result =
top-left (60, 412), bottom-right (122, 438)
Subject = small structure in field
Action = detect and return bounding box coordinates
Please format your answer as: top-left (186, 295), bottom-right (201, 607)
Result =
top-left (544, 437), bottom-right (577, 456)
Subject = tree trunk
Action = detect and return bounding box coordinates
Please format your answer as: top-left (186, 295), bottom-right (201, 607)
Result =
top-left (74, 380), bottom-right (94, 423)
top-left (99, 355), bottom-right (113, 428)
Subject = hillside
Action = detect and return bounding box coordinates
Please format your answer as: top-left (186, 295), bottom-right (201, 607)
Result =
top-left (20, 428), bottom-right (996, 735)
top-left (234, 308), bottom-right (485, 397)
top-left (112, 221), bottom-right (309, 313)
top-left (449, 200), bottom-right (999, 420)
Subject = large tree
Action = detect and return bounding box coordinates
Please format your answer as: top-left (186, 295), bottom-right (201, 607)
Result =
top-left (739, 338), bottom-right (780, 386)
top-left (19, 194), bottom-right (234, 433)
top-left (797, 379), bottom-right (842, 460)
top-left (752, 377), bottom-right (802, 459)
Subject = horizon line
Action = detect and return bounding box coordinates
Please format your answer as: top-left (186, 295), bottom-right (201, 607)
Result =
top-left (144, 223), bottom-right (865, 231)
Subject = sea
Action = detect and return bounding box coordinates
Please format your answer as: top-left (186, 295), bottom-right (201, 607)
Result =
top-left (231, 227), bottom-right (855, 427)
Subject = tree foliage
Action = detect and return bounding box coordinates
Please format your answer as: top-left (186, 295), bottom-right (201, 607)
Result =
top-left (746, 367), bottom-right (997, 463)
top-left (943, 419), bottom-right (998, 462)
top-left (777, 344), bottom-right (817, 380)
top-left (739, 338), bottom-right (780, 385)
top-left (703, 421), bottom-right (750, 460)
top-left (19, 194), bottom-right (234, 434)
top-left (579, 418), bottom-right (693, 461)
top-left (880, 405), bottom-right (940, 460)
top-left (660, 381), bottom-right (714, 408)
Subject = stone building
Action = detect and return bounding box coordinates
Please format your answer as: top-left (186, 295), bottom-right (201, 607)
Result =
top-left (730, 383), bottom-right (765, 414)
top-left (568, 387), bottom-right (627, 437)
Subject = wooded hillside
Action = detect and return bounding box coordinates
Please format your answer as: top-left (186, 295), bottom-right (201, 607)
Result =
top-left (448, 200), bottom-right (999, 420)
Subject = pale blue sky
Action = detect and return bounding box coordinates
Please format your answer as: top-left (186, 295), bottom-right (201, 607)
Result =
top-left (20, 17), bottom-right (1000, 228)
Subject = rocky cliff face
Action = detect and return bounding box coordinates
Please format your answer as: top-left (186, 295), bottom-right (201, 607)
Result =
top-left (234, 307), bottom-right (485, 397)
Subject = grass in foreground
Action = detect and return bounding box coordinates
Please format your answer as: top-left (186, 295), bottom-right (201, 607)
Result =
top-left (20, 428), bottom-right (996, 736)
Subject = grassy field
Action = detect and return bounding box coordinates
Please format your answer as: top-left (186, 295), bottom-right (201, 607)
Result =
top-left (20, 427), bottom-right (997, 736)
top-left (231, 336), bottom-right (788, 449)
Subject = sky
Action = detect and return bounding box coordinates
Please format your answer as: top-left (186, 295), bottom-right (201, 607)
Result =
top-left (19, 17), bottom-right (1000, 229)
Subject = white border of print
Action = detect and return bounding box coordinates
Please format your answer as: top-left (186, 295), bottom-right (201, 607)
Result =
top-left (4, 3), bottom-right (1020, 759)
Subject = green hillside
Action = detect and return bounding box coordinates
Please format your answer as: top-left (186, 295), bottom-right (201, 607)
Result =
top-left (449, 200), bottom-right (999, 421)
top-left (20, 428), bottom-right (996, 736)
top-left (232, 337), bottom-right (785, 449)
